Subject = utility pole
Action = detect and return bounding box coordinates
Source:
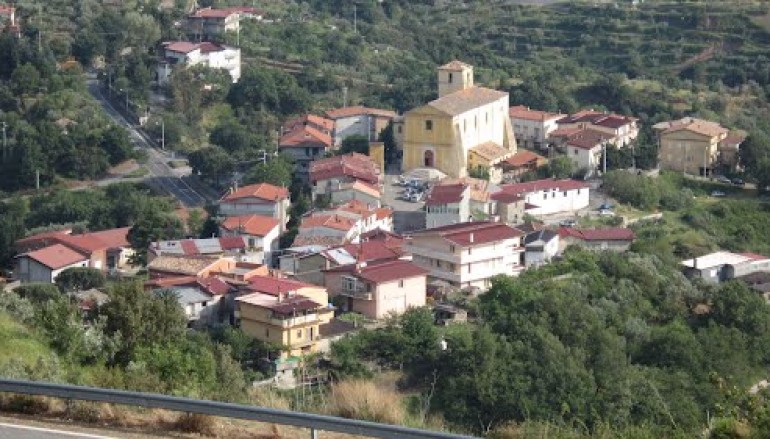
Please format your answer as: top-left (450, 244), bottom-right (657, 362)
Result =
top-left (1, 121), bottom-right (6, 162)
top-left (161, 118), bottom-right (165, 151)
top-left (353, 4), bottom-right (357, 33)
top-left (602, 143), bottom-right (607, 175)
top-left (35, 169), bottom-right (40, 190)
top-left (342, 86), bottom-right (348, 108)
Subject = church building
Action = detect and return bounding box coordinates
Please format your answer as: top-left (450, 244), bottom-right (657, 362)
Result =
top-left (401, 61), bottom-right (517, 182)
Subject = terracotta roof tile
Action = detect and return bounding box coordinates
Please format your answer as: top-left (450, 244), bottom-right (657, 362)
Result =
top-left (509, 105), bottom-right (563, 122)
top-left (426, 87), bottom-right (508, 116)
top-left (244, 275), bottom-right (316, 295)
top-left (309, 153), bottom-right (380, 184)
top-left (20, 244), bottom-right (87, 269)
top-left (279, 125), bottom-right (332, 149)
top-left (470, 142), bottom-right (511, 161)
top-left (412, 221), bottom-right (523, 247)
top-left (566, 129), bottom-right (612, 150)
top-left (505, 150), bottom-right (547, 167)
top-left (438, 60), bottom-right (472, 70)
top-left (339, 241), bottom-right (402, 263)
top-left (662, 119), bottom-right (729, 138)
top-left (148, 255), bottom-right (221, 276)
top-left (283, 114), bottom-right (334, 133)
top-left (221, 183), bottom-right (289, 202)
top-left (325, 106), bottom-right (397, 119)
top-left (500, 178), bottom-right (590, 194)
top-left (425, 184), bottom-right (467, 205)
top-left (221, 215), bottom-right (280, 237)
top-left (54, 227), bottom-right (131, 254)
top-left (300, 214), bottom-right (357, 232)
top-left (197, 276), bottom-right (234, 295)
top-left (326, 259), bottom-right (427, 283)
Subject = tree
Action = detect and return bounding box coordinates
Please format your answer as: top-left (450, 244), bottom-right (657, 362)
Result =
top-left (99, 126), bottom-right (133, 165)
top-left (100, 282), bottom-right (187, 365)
top-left (243, 154), bottom-right (293, 187)
top-left (755, 158), bottom-right (770, 193)
top-left (739, 131), bottom-right (770, 178)
top-left (55, 267), bottom-right (106, 293)
top-left (188, 146), bottom-right (235, 185)
top-left (15, 283), bottom-right (61, 303)
top-left (542, 155), bottom-right (574, 179)
top-left (128, 210), bottom-right (185, 265)
top-left (339, 134), bottom-right (369, 155)
top-left (11, 63), bottom-right (41, 96)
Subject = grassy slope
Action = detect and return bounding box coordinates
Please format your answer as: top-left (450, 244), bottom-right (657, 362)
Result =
top-left (0, 311), bottom-right (54, 368)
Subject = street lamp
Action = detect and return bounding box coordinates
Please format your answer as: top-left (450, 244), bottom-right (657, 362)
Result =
top-left (157, 118), bottom-right (165, 150)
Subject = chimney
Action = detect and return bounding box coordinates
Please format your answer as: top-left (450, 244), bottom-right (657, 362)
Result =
top-left (469, 233), bottom-right (474, 243)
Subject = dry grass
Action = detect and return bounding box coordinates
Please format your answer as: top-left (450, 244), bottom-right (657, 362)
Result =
top-left (174, 412), bottom-right (220, 436)
top-left (325, 379), bottom-right (404, 425)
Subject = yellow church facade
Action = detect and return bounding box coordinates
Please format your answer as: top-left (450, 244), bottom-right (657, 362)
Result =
top-left (402, 61), bottom-right (517, 182)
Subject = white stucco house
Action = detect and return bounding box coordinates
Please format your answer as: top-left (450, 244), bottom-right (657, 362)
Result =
top-left (509, 105), bottom-right (565, 150)
top-left (524, 230), bottom-right (560, 268)
top-left (497, 179), bottom-right (590, 216)
top-left (157, 41), bottom-right (241, 85)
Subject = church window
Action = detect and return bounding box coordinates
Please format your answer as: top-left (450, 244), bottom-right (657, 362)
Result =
top-left (425, 120), bottom-right (433, 131)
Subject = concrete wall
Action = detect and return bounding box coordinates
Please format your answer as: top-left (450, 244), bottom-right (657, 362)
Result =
top-left (524, 187), bottom-right (590, 216)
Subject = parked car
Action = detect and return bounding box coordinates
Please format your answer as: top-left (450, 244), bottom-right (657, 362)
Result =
top-left (732, 178), bottom-right (745, 186)
top-left (715, 175), bottom-right (732, 184)
top-left (559, 219), bottom-right (577, 227)
top-left (711, 190), bottom-right (726, 197)
top-left (598, 209), bottom-right (615, 217)
top-left (598, 203), bottom-right (614, 211)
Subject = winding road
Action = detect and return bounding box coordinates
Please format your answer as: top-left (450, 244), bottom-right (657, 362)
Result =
top-left (86, 79), bottom-right (208, 207)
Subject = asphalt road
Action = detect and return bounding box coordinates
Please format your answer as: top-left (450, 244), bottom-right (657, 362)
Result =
top-left (0, 421), bottom-right (133, 439)
top-left (86, 80), bottom-right (207, 207)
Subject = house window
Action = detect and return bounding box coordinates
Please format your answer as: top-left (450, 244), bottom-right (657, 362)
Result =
top-left (448, 72), bottom-right (453, 83)
top-left (343, 276), bottom-right (357, 291)
top-left (398, 280), bottom-right (404, 288)
top-left (543, 194), bottom-right (547, 200)
top-left (425, 120), bottom-right (433, 131)
top-left (202, 301), bottom-right (208, 307)
top-left (468, 247), bottom-right (472, 255)
top-left (397, 126), bottom-right (402, 134)
top-left (265, 328), bottom-right (269, 337)
top-left (450, 245), bottom-right (455, 253)
top-left (468, 264), bottom-right (472, 273)
top-left (305, 147), bottom-right (311, 156)
top-left (297, 330), bottom-right (302, 338)
top-left (574, 149), bottom-right (578, 155)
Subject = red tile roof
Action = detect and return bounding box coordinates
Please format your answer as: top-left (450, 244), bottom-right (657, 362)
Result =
top-left (499, 178), bottom-right (590, 195)
top-left (21, 244), bottom-right (87, 269)
top-left (197, 276), bottom-right (233, 296)
top-left (180, 240), bottom-right (198, 255)
top-left (279, 125), bottom-right (332, 149)
top-left (327, 259), bottom-right (427, 283)
top-left (245, 275), bottom-right (317, 295)
top-left (509, 105), bottom-right (563, 122)
top-left (425, 184), bottom-right (467, 205)
top-left (340, 241), bottom-right (402, 263)
top-left (566, 129), bottom-right (612, 150)
top-left (163, 41), bottom-right (199, 53)
top-left (548, 127), bottom-right (583, 138)
top-left (55, 227), bottom-right (131, 254)
top-left (504, 150), bottom-right (546, 168)
top-left (15, 230), bottom-right (70, 250)
top-left (283, 114), bottom-right (334, 133)
top-left (559, 227), bottom-right (635, 241)
top-left (218, 236), bottom-right (249, 250)
top-left (414, 221), bottom-right (524, 247)
top-left (557, 110), bottom-right (636, 128)
top-left (309, 153), bottom-right (379, 185)
top-left (593, 114), bottom-right (636, 129)
top-left (221, 215), bottom-right (280, 237)
top-left (360, 229), bottom-right (404, 248)
top-left (268, 296), bottom-right (324, 316)
top-left (438, 60), bottom-right (472, 70)
top-left (490, 191), bottom-right (524, 203)
top-left (300, 214), bottom-right (357, 232)
top-left (324, 106), bottom-right (397, 120)
top-left (221, 183), bottom-right (289, 202)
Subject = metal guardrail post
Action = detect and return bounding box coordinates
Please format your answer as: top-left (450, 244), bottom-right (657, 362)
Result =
top-left (0, 379), bottom-right (478, 439)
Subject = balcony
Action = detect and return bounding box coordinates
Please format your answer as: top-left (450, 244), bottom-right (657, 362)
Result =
top-left (269, 313), bottom-right (319, 328)
top-left (339, 278), bottom-right (373, 300)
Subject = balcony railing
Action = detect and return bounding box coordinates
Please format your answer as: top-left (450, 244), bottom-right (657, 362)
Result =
top-left (269, 313), bottom-right (319, 328)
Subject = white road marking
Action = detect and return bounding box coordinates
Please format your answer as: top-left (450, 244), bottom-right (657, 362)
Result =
top-left (0, 422), bottom-right (118, 438)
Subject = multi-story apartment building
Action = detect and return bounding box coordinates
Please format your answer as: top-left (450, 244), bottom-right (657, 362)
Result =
top-left (406, 222), bottom-right (525, 291)
top-left (157, 41), bottom-right (241, 85)
top-left (219, 183), bottom-right (291, 232)
top-left (509, 105), bottom-right (564, 150)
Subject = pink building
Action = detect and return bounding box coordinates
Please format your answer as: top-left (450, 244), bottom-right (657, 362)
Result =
top-left (324, 260), bottom-right (427, 319)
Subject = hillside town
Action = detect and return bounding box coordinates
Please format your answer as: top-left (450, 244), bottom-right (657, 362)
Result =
top-left (3, 1), bottom-right (770, 437)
